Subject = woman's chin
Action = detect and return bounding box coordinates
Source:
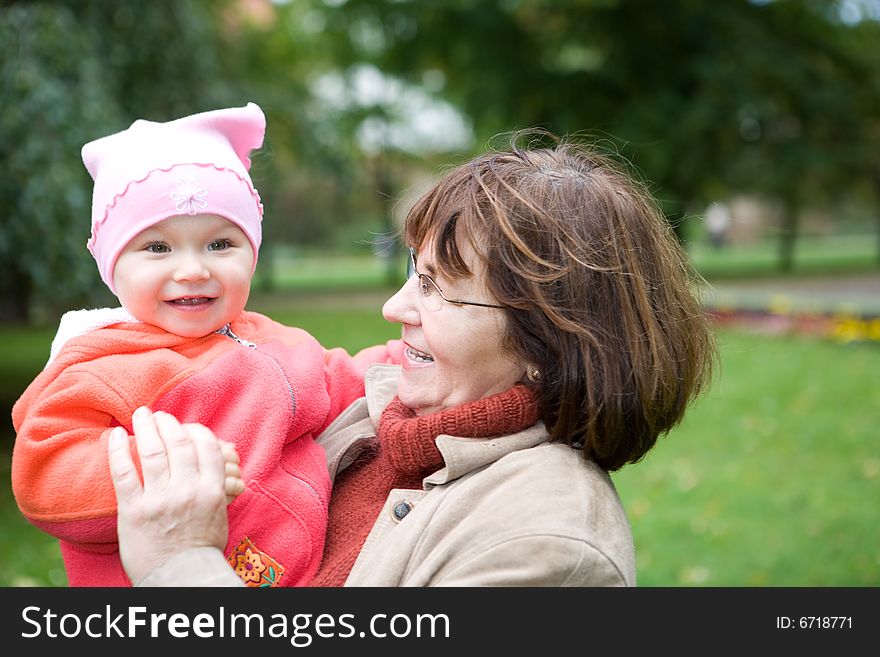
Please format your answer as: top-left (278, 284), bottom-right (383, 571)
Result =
top-left (396, 387), bottom-right (440, 416)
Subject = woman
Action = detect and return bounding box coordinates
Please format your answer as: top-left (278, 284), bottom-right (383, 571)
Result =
top-left (109, 131), bottom-right (717, 587)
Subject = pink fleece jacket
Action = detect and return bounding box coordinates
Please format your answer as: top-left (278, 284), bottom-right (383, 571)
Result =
top-left (12, 310), bottom-right (400, 587)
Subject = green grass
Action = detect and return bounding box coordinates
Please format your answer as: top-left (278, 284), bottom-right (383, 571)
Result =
top-left (0, 326), bottom-right (56, 413)
top-left (253, 247), bottom-right (407, 291)
top-left (688, 233), bottom-right (879, 279)
top-left (2, 289), bottom-right (878, 586)
top-left (611, 331), bottom-right (880, 586)
top-left (253, 237), bottom-right (880, 296)
top-left (259, 237), bottom-right (880, 287)
top-left (248, 288), bottom-right (400, 351)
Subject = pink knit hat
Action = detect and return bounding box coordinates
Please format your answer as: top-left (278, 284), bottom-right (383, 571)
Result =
top-left (82, 102), bottom-right (266, 292)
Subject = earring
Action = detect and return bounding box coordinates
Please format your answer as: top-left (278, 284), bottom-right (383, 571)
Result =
top-left (526, 367), bottom-right (541, 382)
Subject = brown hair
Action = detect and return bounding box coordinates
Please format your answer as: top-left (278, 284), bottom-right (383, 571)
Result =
top-left (404, 130), bottom-right (717, 471)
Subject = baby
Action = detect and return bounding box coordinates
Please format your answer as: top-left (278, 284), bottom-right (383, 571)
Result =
top-left (12, 103), bottom-right (397, 587)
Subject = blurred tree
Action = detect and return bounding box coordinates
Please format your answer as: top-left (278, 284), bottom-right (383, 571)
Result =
top-left (842, 9), bottom-right (880, 264)
top-left (712, 0), bottom-right (880, 270)
top-left (0, 4), bottom-right (120, 324)
top-left (247, 1), bottom-right (477, 284)
top-left (211, 0), bottom-right (369, 289)
top-left (311, 0), bottom-right (880, 269)
top-left (0, 0), bottom-right (245, 324)
top-left (58, 0), bottom-right (239, 120)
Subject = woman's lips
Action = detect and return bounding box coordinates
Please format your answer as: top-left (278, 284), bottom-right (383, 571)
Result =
top-left (404, 344), bottom-right (434, 364)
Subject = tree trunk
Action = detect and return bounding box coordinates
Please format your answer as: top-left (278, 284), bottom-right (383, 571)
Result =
top-left (778, 194), bottom-right (799, 273)
top-left (668, 208), bottom-right (687, 244)
top-left (876, 204), bottom-right (880, 267)
top-left (875, 176), bottom-right (880, 266)
top-left (256, 241), bottom-right (276, 293)
top-left (373, 153), bottom-right (400, 287)
top-left (0, 262), bottom-right (31, 325)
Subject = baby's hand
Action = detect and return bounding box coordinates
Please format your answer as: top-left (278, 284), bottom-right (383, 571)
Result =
top-left (219, 440), bottom-right (245, 504)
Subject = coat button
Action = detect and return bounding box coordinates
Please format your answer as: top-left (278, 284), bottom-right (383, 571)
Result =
top-left (392, 501), bottom-right (413, 521)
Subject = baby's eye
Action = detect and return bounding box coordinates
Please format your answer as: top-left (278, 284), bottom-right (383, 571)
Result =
top-left (145, 242), bottom-right (170, 254)
top-left (209, 239), bottom-right (231, 251)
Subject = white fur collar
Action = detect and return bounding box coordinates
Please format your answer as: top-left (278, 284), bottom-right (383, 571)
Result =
top-left (48, 307), bottom-right (140, 367)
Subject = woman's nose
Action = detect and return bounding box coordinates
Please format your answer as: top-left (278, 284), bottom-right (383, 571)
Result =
top-left (382, 277), bottom-right (420, 325)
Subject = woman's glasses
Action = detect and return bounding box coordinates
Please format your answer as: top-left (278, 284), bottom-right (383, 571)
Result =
top-left (408, 248), bottom-right (504, 311)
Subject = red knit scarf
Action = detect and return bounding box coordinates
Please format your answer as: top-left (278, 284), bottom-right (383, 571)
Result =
top-left (309, 384), bottom-right (539, 587)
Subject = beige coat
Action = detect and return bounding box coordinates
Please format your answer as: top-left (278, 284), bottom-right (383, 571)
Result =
top-left (140, 364), bottom-right (636, 587)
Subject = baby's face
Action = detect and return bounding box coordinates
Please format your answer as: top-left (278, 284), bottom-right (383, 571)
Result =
top-left (113, 214), bottom-right (255, 338)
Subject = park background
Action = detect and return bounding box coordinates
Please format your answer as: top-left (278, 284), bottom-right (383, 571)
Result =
top-left (1, 0), bottom-right (878, 586)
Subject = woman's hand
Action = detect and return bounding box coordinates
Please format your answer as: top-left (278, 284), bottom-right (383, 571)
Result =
top-left (107, 406), bottom-right (242, 586)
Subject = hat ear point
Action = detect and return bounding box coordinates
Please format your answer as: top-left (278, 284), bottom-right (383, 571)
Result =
top-left (81, 140), bottom-right (102, 179)
top-left (224, 102), bottom-right (266, 171)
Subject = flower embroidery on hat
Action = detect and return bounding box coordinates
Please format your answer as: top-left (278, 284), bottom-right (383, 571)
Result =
top-left (170, 177), bottom-right (208, 215)
top-left (226, 536), bottom-right (284, 587)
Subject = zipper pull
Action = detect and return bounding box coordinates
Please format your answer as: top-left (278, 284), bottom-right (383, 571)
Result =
top-left (216, 324), bottom-right (257, 349)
